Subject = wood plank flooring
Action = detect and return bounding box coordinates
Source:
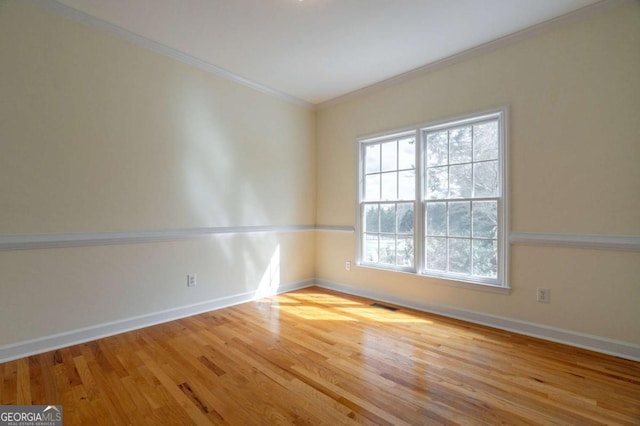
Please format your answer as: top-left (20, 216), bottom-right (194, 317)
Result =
top-left (1, 287), bottom-right (639, 425)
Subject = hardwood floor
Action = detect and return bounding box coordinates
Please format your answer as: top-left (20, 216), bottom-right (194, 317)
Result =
top-left (1, 287), bottom-right (639, 425)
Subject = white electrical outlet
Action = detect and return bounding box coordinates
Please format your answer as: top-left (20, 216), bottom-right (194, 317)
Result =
top-left (345, 261), bottom-right (351, 271)
top-left (187, 274), bottom-right (197, 287)
top-left (537, 287), bottom-right (550, 303)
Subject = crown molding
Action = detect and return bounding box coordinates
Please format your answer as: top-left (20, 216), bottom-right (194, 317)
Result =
top-left (25, 0), bottom-right (628, 111)
top-left (317, 0), bottom-right (628, 110)
top-left (26, 0), bottom-right (627, 111)
top-left (26, 0), bottom-right (315, 110)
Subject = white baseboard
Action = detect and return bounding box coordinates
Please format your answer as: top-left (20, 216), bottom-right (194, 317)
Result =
top-left (0, 279), bottom-right (314, 363)
top-left (3, 277), bottom-right (638, 363)
top-left (315, 279), bottom-right (640, 362)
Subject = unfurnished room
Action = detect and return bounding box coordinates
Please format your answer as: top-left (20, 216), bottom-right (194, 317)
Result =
top-left (0, 0), bottom-right (639, 424)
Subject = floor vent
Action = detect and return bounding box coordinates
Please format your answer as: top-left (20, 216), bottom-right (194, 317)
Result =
top-left (370, 302), bottom-right (398, 311)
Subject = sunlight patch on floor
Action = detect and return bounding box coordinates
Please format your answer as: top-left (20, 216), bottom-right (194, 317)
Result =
top-left (276, 292), bottom-right (433, 324)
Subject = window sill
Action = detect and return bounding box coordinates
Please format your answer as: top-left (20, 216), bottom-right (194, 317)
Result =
top-left (356, 262), bottom-right (511, 294)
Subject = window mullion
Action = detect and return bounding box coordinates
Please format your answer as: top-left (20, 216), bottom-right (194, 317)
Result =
top-left (471, 124), bottom-right (475, 199)
top-left (445, 201), bottom-right (450, 273)
top-left (378, 144), bottom-right (382, 200)
top-left (416, 129), bottom-right (425, 274)
top-left (396, 139), bottom-right (400, 202)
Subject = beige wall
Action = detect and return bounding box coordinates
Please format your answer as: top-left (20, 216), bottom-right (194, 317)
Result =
top-left (316, 2), bottom-right (640, 344)
top-left (1, 0), bottom-right (638, 352)
top-left (0, 2), bottom-right (315, 346)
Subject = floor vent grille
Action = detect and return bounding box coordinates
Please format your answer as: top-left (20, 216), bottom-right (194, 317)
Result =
top-left (370, 302), bottom-right (398, 311)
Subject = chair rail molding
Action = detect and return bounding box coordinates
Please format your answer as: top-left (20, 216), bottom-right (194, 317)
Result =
top-left (510, 232), bottom-right (640, 251)
top-left (0, 225), bottom-right (317, 251)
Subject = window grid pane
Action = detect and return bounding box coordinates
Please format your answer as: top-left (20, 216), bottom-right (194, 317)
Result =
top-left (364, 233), bottom-right (379, 263)
top-left (381, 141), bottom-right (398, 172)
top-left (363, 138), bottom-right (416, 203)
top-left (424, 198), bottom-right (499, 277)
top-left (423, 118), bottom-right (499, 200)
top-left (365, 144), bottom-right (381, 174)
top-left (362, 201), bottom-right (415, 269)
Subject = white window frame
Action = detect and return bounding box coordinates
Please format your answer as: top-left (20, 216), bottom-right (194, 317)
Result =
top-left (356, 108), bottom-right (509, 290)
top-left (357, 130), bottom-right (418, 273)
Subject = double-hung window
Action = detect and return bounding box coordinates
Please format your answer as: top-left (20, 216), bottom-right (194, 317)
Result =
top-left (361, 133), bottom-right (417, 270)
top-left (357, 109), bottom-right (508, 288)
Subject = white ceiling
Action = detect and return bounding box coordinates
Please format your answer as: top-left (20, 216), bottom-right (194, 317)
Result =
top-left (54, 0), bottom-right (602, 105)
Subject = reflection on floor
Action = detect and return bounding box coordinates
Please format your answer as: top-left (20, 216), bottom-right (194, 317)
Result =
top-left (1, 287), bottom-right (639, 424)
